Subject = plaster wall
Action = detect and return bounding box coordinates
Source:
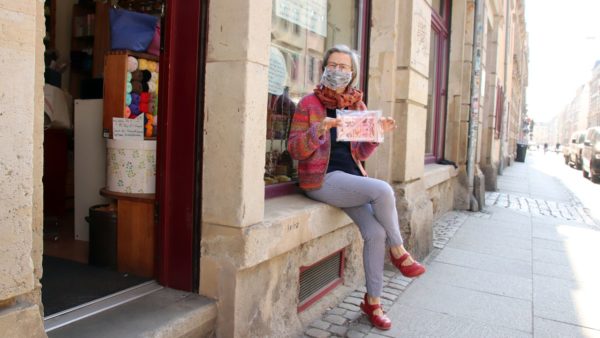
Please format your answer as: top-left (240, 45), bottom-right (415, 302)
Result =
top-left (0, 0), bottom-right (45, 336)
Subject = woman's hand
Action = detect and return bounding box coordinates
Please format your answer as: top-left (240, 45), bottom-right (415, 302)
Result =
top-left (318, 117), bottom-right (341, 135)
top-left (380, 116), bottom-right (396, 133)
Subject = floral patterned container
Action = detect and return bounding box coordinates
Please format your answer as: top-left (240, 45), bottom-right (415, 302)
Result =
top-left (106, 139), bottom-right (156, 193)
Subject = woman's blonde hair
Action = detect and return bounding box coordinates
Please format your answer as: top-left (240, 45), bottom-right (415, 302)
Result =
top-left (322, 44), bottom-right (360, 87)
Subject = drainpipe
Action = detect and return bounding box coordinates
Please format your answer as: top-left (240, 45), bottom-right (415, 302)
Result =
top-left (466, 0), bottom-right (485, 210)
top-left (498, 0), bottom-right (511, 174)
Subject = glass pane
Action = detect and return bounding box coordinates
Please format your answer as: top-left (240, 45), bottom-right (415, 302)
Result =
top-left (266, 0), bottom-right (359, 187)
top-left (431, 0), bottom-right (444, 16)
top-left (425, 29), bottom-right (439, 155)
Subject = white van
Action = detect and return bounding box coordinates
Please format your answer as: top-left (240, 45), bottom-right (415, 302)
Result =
top-left (582, 126), bottom-right (600, 182)
top-left (565, 130), bottom-right (586, 169)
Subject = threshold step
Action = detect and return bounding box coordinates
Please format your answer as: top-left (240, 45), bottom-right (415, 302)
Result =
top-left (47, 286), bottom-right (217, 338)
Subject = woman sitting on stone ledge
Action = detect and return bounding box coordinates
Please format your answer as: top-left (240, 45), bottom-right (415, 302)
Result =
top-left (287, 44), bottom-right (426, 331)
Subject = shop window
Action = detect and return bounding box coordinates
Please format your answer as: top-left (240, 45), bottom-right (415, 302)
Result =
top-left (425, 1), bottom-right (450, 163)
top-left (266, 0), bottom-right (370, 198)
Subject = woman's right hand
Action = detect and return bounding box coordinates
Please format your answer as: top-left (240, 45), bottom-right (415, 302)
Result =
top-left (318, 117), bottom-right (341, 135)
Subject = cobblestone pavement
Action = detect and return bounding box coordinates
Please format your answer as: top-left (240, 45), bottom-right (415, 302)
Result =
top-left (303, 209), bottom-right (476, 338)
top-left (484, 191), bottom-right (598, 227)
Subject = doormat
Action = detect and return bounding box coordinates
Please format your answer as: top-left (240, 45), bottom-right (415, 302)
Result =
top-left (41, 255), bottom-right (151, 316)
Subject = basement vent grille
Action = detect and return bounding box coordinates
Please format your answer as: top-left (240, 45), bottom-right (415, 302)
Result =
top-left (298, 249), bottom-right (344, 312)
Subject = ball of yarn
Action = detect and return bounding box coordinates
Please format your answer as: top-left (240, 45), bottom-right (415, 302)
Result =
top-left (141, 70), bottom-right (152, 82)
top-left (124, 106), bottom-right (131, 118)
top-left (131, 92), bottom-right (140, 105)
top-left (126, 82), bottom-right (132, 93)
top-left (150, 71), bottom-right (159, 83)
top-left (147, 61), bottom-right (158, 72)
top-left (139, 102), bottom-right (149, 113)
top-left (141, 82), bottom-right (149, 92)
top-left (138, 59), bottom-right (149, 70)
top-left (131, 81), bottom-right (143, 94)
top-left (131, 70), bottom-right (143, 82)
top-left (127, 56), bottom-right (138, 72)
top-left (129, 103), bottom-right (140, 116)
top-left (140, 92), bottom-right (151, 103)
top-left (126, 72), bottom-right (132, 82)
top-left (125, 94), bottom-right (132, 105)
top-left (148, 82), bottom-right (157, 93)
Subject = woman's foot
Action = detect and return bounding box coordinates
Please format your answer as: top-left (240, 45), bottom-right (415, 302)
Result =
top-left (390, 247), bottom-right (426, 278)
top-left (360, 294), bottom-right (391, 330)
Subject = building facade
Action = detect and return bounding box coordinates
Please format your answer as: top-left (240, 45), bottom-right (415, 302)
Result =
top-left (0, 0), bottom-right (528, 336)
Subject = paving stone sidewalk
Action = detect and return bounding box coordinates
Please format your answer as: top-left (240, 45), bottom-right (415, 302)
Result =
top-left (302, 209), bottom-right (478, 338)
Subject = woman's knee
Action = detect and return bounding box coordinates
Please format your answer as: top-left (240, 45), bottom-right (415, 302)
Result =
top-left (371, 179), bottom-right (395, 202)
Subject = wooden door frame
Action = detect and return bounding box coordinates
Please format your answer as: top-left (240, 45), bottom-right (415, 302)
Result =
top-left (156, 0), bottom-right (208, 292)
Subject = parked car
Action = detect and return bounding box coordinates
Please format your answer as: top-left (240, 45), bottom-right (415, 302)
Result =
top-left (582, 126), bottom-right (600, 182)
top-left (565, 130), bottom-right (586, 169)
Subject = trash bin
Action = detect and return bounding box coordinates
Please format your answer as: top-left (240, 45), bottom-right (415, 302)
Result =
top-left (516, 143), bottom-right (527, 162)
top-left (87, 204), bottom-right (117, 268)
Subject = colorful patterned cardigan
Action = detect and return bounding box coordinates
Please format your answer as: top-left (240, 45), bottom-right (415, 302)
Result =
top-left (287, 94), bottom-right (379, 191)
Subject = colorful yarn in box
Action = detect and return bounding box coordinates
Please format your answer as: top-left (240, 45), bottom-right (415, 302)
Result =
top-left (125, 93), bottom-right (132, 105)
top-left (126, 82), bottom-right (132, 93)
top-left (124, 106), bottom-right (131, 118)
top-left (127, 56), bottom-right (138, 72)
top-left (131, 81), bottom-right (143, 94)
top-left (138, 59), bottom-right (148, 70)
top-left (126, 72), bottom-right (132, 82)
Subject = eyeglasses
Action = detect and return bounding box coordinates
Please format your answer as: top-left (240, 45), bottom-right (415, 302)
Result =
top-left (325, 62), bottom-right (352, 72)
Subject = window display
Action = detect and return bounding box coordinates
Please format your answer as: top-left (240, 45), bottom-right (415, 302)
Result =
top-left (266, 0), bottom-right (364, 193)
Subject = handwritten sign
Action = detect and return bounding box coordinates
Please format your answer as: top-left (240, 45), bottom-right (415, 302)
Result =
top-left (113, 115), bottom-right (144, 140)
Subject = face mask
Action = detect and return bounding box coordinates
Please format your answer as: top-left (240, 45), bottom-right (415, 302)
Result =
top-left (320, 68), bottom-right (353, 90)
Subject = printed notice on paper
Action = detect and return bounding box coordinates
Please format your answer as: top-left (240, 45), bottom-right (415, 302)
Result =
top-left (275, 0), bottom-right (327, 37)
top-left (336, 110), bottom-right (384, 143)
top-left (113, 115), bottom-right (144, 140)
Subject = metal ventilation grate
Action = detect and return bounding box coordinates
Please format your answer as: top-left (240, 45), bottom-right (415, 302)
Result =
top-left (298, 250), bottom-right (344, 312)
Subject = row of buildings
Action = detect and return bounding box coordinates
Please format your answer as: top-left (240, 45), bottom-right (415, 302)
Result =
top-left (536, 61), bottom-right (600, 146)
top-left (1, 0), bottom-right (528, 336)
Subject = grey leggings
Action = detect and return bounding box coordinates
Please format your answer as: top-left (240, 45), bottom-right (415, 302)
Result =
top-left (306, 171), bottom-right (403, 297)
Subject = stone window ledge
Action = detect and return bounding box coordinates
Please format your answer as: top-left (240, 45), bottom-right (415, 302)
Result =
top-left (202, 194), bottom-right (353, 269)
top-left (423, 163), bottom-right (458, 190)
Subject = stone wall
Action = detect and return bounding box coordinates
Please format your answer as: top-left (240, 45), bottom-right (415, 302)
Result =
top-left (0, 0), bottom-right (46, 336)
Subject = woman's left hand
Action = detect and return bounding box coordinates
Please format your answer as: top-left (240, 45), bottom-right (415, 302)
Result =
top-left (380, 117), bottom-right (396, 133)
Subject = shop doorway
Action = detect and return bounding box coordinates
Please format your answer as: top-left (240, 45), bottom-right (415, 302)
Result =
top-left (41, 0), bottom-right (205, 326)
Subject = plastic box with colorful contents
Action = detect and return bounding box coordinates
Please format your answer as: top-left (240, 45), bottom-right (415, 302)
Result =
top-left (102, 50), bottom-right (158, 194)
top-left (102, 50), bottom-right (159, 139)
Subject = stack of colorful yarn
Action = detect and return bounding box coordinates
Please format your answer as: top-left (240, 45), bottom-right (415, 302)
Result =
top-left (125, 55), bottom-right (159, 137)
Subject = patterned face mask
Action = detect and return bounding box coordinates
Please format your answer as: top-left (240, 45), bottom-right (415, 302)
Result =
top-left (320, 68), bottom-right (353, 90)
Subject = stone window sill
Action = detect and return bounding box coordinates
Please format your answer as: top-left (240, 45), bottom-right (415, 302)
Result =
top-left (423, 163), bottom-right (458, 190)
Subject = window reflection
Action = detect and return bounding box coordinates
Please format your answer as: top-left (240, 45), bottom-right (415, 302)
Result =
top-left (265, 0), bottom-right (360, 188)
